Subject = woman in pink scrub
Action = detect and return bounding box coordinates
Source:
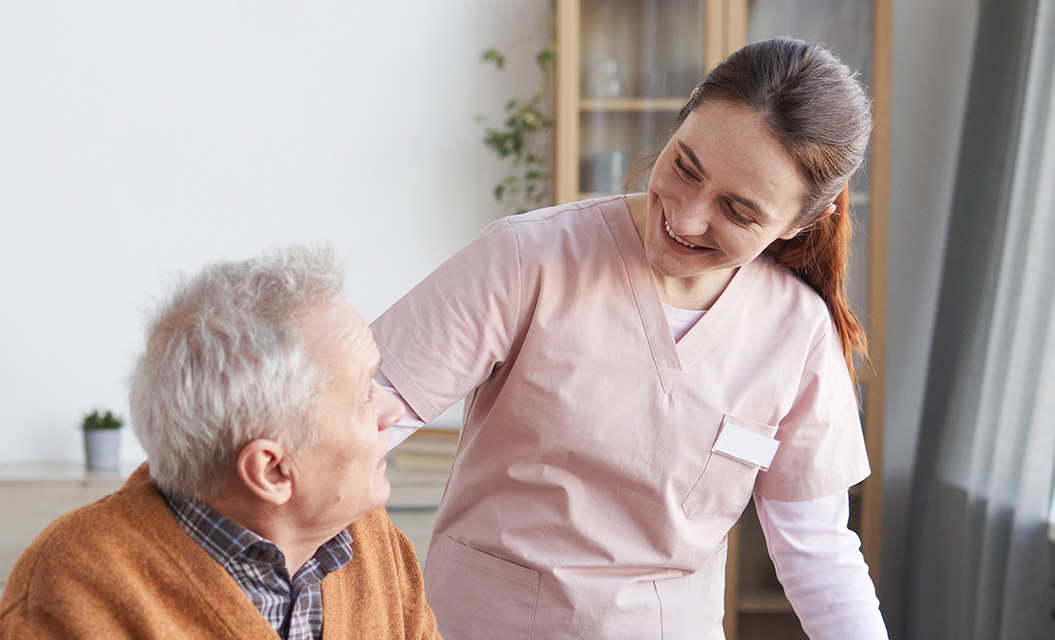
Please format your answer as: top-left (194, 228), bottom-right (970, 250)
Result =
top-left (373, 38), bottom-right (888, 639)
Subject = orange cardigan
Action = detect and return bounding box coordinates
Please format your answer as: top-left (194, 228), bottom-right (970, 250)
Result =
top-left (0, 464), bottom-right (440, 639)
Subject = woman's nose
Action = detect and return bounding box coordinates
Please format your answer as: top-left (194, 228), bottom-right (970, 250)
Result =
top-left (668, 198), bottom-right (711, 237)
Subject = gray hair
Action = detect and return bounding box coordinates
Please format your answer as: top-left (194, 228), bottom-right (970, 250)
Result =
top-left (129, 245), bottom-right (345, 497)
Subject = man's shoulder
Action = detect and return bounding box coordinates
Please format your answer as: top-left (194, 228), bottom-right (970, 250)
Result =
top-left (0, 488), bottom-right (143, 620)
top-left (0, 468), bottom-right (279, 638)
top-left (17, 485), bottom-right (140, 561)
top-left (1, 467), bottom-right (180, 605)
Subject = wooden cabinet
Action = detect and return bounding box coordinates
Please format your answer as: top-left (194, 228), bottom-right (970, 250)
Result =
top-left (554, 1), bottom-right (890, 638)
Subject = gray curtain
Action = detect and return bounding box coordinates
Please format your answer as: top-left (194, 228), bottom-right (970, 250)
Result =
top-left (904, 0), bottom-right (1055, 638)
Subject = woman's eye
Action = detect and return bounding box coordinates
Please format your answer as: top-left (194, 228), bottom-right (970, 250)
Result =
top-left (723, 201), bottom-right (752, 226)
top-left (674, 157), bottom-right (699, 183)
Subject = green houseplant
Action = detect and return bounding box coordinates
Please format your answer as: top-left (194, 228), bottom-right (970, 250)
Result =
top-left (477, 44), bottom-right (555, 214)
top-left (81, 409), bottom-right (124, 471)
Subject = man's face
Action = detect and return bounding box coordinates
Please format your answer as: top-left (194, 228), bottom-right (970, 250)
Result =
top-left (290, 300), bottom-right (404, 535)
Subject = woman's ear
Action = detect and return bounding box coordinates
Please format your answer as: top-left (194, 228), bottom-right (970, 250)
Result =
top-left (779, 202), bottom-right (838, 240)
top-left (236, 439), bottom-right (293, 506)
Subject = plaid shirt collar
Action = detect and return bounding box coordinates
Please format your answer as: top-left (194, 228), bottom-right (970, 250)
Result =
top-left (160, 488), bottom-right (353, 640)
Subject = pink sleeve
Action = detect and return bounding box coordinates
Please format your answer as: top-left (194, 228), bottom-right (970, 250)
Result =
top-left (371, 219), bottom-right (522, 424)
top-left (755, 491), bottom-right (888, 639)
top-left (755, 322), bottom-right (871, 501)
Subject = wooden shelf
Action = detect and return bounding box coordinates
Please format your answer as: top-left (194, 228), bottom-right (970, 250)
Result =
top-left (580, 97), bottom-right (686, 112)
top-left (388, 427), bottom-right (459, 474)
top-left (737, 589), bottom-right (795, 613)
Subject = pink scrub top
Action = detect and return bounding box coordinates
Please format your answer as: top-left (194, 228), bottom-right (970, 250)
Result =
top-left (372, 196), bottom-right (870, 639)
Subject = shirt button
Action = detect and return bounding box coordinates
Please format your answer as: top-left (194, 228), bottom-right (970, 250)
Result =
top-left (263, 551), bottom-right (277, 562)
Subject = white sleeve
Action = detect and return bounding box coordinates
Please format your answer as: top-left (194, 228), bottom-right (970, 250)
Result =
top-left (377, 371), bottom-right (426, 451)
top-left (755, 491), bottom-right (888, 639)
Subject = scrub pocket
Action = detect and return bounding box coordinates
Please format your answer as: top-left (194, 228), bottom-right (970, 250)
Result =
top-left (425, 535), bottom-right (541, 640)
top-left (654, 537), bottom-right (729, 639)
top-left (681, 415), bottom-right (779, 520)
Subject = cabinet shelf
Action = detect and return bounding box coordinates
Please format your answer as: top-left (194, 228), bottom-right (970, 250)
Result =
top-left (737, 589), bottom-right (796, 614)
top-left (580, 98), bottom-right (687, 112)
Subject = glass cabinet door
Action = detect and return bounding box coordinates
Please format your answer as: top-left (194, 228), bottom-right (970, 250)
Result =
top-left (557, 0), bottom-right (712, 201)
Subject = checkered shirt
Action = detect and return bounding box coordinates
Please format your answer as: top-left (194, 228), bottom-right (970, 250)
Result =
top-left (161, 489), bottom-right (353, 640)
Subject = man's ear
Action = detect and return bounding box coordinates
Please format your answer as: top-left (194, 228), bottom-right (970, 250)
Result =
top-left (236, 439), bottom-right (294, 506)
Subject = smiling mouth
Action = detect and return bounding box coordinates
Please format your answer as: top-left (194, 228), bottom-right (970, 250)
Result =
top-left (665, 219), bottom-right (700, 249)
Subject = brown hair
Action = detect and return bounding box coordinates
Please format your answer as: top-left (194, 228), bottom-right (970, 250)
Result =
top-left (633, 38), bottom-right (871, 369)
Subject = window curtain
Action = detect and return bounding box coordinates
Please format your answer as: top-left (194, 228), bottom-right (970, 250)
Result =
top-left (904, 0), bottom-right (1055, 638)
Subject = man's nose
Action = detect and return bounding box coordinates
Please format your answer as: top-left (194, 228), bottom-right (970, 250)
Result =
top-left (376, 388), bottom-right (405, 431)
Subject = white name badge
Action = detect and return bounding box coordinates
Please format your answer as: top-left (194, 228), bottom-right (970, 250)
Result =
top-left (711, 421), bottom-right (780, 471)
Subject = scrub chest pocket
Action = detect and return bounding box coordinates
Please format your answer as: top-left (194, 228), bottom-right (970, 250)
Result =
top-left (681, 415), bottom-right (780, 520)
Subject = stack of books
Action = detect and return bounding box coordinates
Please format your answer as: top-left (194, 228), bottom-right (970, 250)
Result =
top-left (390, 428), bottom-right (460, 473)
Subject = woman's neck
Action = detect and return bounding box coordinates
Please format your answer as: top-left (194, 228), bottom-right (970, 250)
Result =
top-left (652, 267), bottom-right (735, 310)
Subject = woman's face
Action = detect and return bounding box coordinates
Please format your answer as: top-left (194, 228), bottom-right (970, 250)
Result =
top-left (643, 99), bottom-right (808, 288)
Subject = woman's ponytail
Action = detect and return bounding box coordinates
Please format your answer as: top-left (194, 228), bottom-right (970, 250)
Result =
top-left (765, 185), bottom-right (866, 374)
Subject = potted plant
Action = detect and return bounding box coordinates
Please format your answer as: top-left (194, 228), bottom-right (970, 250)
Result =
top-left (81, 409), bottom-right (124, 471)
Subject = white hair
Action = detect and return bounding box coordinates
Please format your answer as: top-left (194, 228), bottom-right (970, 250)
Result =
top-left (129, 245), bottom-right (344, 497)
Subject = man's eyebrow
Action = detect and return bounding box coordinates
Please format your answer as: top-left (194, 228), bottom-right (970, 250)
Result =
top-left (676, 140), bottom-right (773, 223)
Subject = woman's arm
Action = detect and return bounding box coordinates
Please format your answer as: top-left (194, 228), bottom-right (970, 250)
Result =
top-left (371, 218), bottom-right (523, 425)
top-left (755, 491), bottom-right (888, 639)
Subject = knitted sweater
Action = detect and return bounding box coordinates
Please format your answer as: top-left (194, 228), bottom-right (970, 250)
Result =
top-left (0, 464), bottom-right (440, 639)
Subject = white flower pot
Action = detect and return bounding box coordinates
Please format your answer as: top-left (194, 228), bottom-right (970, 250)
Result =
top-left (84, 429), bottom-right (121, 471)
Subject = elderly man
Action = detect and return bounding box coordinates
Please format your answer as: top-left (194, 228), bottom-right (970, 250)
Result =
top-left (0, 246), bottom-right (440, 639)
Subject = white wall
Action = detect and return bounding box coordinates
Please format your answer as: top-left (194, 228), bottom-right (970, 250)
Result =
top-left (0, 1), bottom-right (550, 465)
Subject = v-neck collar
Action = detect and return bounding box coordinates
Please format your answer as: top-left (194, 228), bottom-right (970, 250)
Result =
top-left (601, 195), bottom-right (761, 394)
